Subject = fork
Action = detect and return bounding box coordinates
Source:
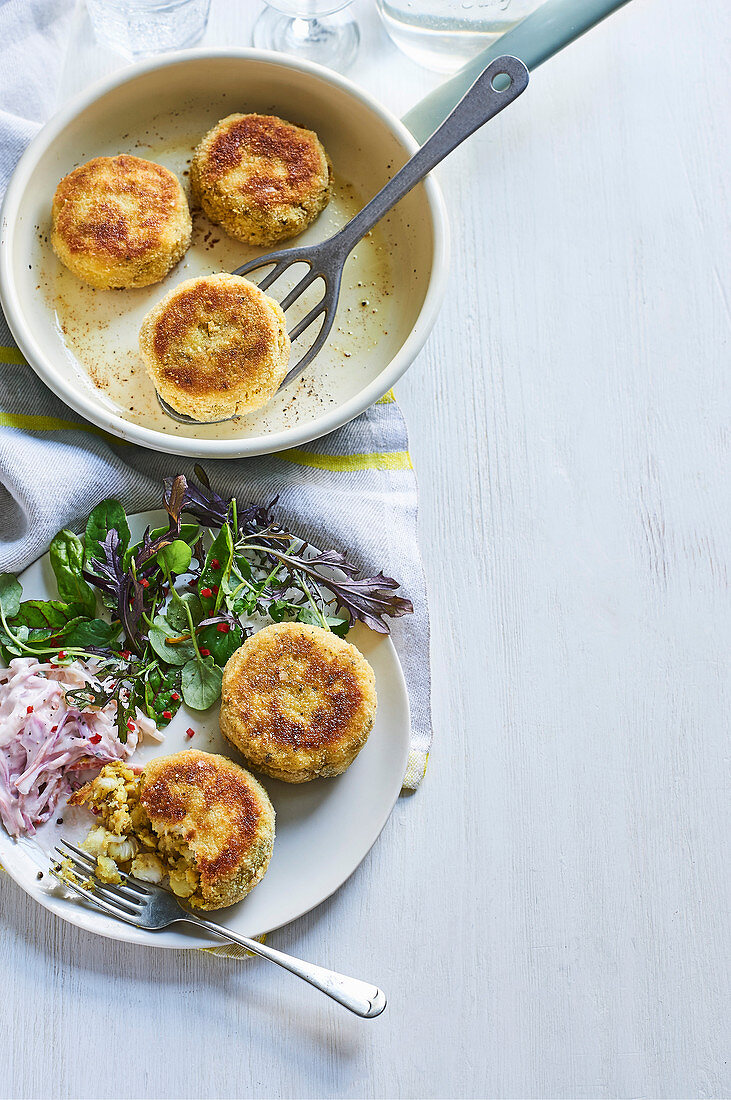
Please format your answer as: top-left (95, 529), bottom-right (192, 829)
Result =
top-left (49, 839), bottom-right (386, 1018)
top-left (234, 54), bottom-right (529, 388)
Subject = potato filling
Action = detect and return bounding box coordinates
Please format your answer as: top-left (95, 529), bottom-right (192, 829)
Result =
top-left (71, 762), bottom-right (200, 901)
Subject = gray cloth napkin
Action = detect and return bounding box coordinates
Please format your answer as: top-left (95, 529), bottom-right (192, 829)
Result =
top-left (0, 0), bottom-right (431, 788)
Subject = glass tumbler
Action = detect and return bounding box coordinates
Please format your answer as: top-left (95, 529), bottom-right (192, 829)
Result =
top-left (376, 0), bottom-right (544, 72)
top-left (86, 0), bottom-right (211, 60)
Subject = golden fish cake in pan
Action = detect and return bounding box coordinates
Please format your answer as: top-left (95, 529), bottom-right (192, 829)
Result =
top-left (51, 154), bottom-right (191, 289)
top-left (139, 272), bottom-right (290, 420)
top-left (190, 113), bottom-right (331, 246)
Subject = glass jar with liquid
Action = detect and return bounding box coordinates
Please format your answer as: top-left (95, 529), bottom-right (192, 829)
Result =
top-left (376, 0), bottom-right (543, 72)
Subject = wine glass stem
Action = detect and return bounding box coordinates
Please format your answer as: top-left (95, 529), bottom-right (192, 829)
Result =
top-left (291, 16), bottom-right (322, 45)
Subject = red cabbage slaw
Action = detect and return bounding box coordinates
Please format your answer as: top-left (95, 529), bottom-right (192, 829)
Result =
top-left (0, 657), bottom-right (158, 838)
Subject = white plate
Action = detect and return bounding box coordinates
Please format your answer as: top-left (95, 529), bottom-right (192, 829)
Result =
top-left (0, 49), bottom-right (448, 458)
top-left (0, 512), bottom-right (411, 948)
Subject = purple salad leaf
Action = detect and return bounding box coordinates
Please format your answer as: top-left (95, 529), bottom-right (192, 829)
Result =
top-left (83, 529), bottom-right (145, 651)
top-left (248, 539), bottom-right (413, 634)
top-left (164, 466), bottom-right (230, 528)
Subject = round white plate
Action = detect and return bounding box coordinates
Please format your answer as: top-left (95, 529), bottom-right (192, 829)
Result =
top-left (0, 512), bottom-right (411, 947)
top-left (0, 49), bottom-right (448, 458)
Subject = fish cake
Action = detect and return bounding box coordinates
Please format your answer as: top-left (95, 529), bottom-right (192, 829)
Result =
top-left (51, 155), bottom-right (191, 289)
top-left (190, 113), bottom-right (331, 246)
top-left (139, 272), bottom-right (290, 420)
top-left (220, 623), bottom-right (377, 784)
top-left (70, 751), bottom-right (275, 910)
top-left (139, 750), bottom-right (275, 909)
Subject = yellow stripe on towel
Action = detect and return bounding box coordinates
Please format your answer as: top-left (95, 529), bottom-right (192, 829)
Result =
top-left (0, 346), bottom-right (26, 365)
top-left (279, 447), bottom-right (412, 472)
top-left (0, 412), bottom-right (123, 444)
top-left (201, 934), bottom-right (268, 959)
top-left (0, 412), bottom-right (410, 473)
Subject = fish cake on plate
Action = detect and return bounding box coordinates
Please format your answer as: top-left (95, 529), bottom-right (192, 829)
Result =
top-left (139, 272), bottom-right (290, 420)
top-left (70, 750), bottom-right (275, 910)
top-left (190, 113), bottom-right (332, 246)
top-left (220, 623), bottom-right (377, 783)
top-left (51, 154), bottom-right (191, 289)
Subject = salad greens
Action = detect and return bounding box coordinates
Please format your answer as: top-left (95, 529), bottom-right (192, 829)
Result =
top-left (49, 530), bottom-right (97, 616)
top-left (0, 467), bottom-right (412, 742)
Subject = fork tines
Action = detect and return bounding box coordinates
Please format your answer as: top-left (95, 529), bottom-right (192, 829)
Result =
top-left (49, 838), bottom-right (149, 924)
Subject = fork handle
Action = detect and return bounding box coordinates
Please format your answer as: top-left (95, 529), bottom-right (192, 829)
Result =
top-left (185, 916), bottom-right (386, 1018)
top-left (332, 54), bottom-right (529, 254)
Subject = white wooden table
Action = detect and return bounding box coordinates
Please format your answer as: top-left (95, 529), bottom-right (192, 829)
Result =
top-left (1, 1), bottom-right (729, 1097)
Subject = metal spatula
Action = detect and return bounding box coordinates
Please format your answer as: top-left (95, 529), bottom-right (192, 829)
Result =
top-left (236, 54), bottom-right (528, 388)
top-left (158, 54), bottom-right (528, 423)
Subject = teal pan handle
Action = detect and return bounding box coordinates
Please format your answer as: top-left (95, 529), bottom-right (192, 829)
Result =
top-left (402, 0), bottom-right (633, 141)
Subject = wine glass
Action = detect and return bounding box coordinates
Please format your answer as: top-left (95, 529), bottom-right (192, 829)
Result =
top-left (252, 0), bottom-right (360, 73)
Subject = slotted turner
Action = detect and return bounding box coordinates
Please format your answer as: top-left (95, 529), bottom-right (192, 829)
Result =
top-left (237, 54), bottom-right (528, 386)
top-left (159, 54), bottom-right (528, 424)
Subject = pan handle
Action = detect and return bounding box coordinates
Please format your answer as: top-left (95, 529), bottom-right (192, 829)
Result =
top-left (402, 0), bottom-right (633, 142)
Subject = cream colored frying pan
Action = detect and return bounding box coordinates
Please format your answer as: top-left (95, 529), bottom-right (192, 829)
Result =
top-left (0, 0), bottom-right (629, 459)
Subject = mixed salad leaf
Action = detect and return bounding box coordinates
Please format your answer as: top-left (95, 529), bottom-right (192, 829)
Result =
top-left (0, 468), bottom-right (412, 741)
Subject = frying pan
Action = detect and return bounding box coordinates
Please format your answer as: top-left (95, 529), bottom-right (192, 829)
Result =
top-left (0, 0), bottom-right (629, 459)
